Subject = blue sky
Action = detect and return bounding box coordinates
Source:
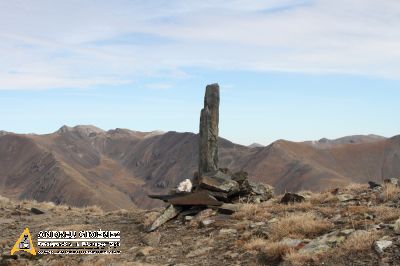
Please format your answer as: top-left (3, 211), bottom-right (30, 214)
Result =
top-left (1, 0), bottom-right (400, 145)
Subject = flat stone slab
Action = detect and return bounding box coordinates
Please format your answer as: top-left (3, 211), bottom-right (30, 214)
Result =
top-left (207, 190), bottom-right (229, 202)
top-left (199, 171), bottom-right (239, 193)
top-left (168, 190), bottom-right (223, 206)
top-left (148, 193), bottom-right (190, 201)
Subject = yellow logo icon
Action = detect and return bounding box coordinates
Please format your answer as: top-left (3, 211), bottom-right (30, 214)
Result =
top-left (11, 228), bottom-right (36, 256)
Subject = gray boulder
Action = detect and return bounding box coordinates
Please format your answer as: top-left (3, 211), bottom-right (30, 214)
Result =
top-left (199, 170), bottom-right (239, 194)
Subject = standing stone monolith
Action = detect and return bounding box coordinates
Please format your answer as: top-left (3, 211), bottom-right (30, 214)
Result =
top-left (199, 83), bottom-right (220, 178)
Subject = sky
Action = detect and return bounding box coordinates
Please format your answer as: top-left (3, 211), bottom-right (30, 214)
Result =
top-left (1, 0), bottom-right (400, 145)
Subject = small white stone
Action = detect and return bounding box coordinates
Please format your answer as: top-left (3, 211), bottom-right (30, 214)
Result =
top-left (185, 215), bottom-right (193, 221)
top-left (176, 179), bottom-right (193, 193)
top-left (373, 240), bottom-right (392, 254)
top-left (201, 219), bottom-right (215, 226)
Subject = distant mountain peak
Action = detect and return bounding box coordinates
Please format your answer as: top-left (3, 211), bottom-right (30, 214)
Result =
top-left (0, 130), bottom-right (10, 136)
top-left (107, 128), bottom-right (165, 139)
top-left (56, 125), bottom-right (105, 136)
top-left (144, 130), bottom-right (165, 138)
top-left (248, 142), bottom-right (264, 148)
top-left (306, 134), bottom-right (386, 149)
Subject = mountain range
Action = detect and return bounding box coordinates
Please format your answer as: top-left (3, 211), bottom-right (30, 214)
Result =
top-left (0, 125), bottom-right (399, 210)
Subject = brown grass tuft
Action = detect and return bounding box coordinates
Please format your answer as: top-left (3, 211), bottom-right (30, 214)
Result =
top-left (309, 192), bottom-right (338, 205)
top-left (143, 211), bottom-right (161, 228)
top-left (284, 250), bottom-right (315, 266)
top-left (259, 242), bottom-right (293, 264)
top-left (82, 205), bottom-right (104, 214)
top-left (340, 230), bottom-right (379, 253)
top-left (344, 183), bottom-right (368, 193)
top-left (265, 201), bottom-right (314, 214)
top-left (382, 183), bottom-right (400, 202)
top-left (233, 203), bottom-right (272, 221)
top-left (315, 206), bottom-right (338, 217)
top-left (269, 212), bottom-right (333, 241)
top-left (370, 206), bottom-right (400, 223)
top-left (244, 237), bottom-right (268, 251)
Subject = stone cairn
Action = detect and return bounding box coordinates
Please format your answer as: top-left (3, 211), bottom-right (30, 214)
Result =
top-left (147, 83), bottom-right (274, 232)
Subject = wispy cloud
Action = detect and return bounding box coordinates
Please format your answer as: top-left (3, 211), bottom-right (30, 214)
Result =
top-left (145, 83), bottom-right (173, 90)
top-left (0, 0), bottom-right (400, 90)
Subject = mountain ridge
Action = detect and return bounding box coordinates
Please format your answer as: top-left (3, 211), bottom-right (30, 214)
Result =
top-left (0, 125), bottom-right (398, 210)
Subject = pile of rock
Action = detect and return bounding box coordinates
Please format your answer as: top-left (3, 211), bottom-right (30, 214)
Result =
top-left (146, 84), bottom-right (274, 232)
top-left (147, 169), bottom-right (274, 232)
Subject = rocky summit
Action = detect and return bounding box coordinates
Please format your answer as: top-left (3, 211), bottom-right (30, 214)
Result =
top-left (1, 181), bottom-right (400, 265)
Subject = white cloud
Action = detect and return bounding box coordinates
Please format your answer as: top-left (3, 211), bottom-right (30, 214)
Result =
top-left (0, 0), bottom-right (400, 90)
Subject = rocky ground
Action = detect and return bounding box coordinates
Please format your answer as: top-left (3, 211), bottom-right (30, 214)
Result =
top-left (1, 182), bottom-right (400, 266)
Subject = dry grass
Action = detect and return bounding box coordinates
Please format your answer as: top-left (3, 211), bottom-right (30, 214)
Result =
top-left (382, 183), bottom-right (400, 202)
top-left (143, 211), bottom-right (161, 228)
top-left (50, 204), bottom-right (104, 215)
top-left (370, 206), bottom-right (400, 223)
top-left (309, 192), bottom-right (338, 205)
top-left (244, 237), bottom-right (297, 264)
top-left (314, 206), bottom-right (338, 217)
top-left (244, 237), bottom-right (268, 251)
top-left (284, 250), bottom-right (315, 266)
top-left (259, 242), bottom-right (293, 264)
top-left (234, 201), bottom-right (318, 223)
top-left (345, 183), bottom-right (368, 193)
top-left (269, 212), bottom-right (333, 240)
top-left (39, 201), bottom-right (57, 208)
top-left (82, 205), bottom-right (104, 214)
top-left (233, 203), bottom-right (272, 221)
top-left (340, 230), bottom-right (379, 253)
top-left (285, 230), bottom-right (381, 265)
top-left (266, 201), bottom-right (314, 214)
top-left (344, 205), bottom-right (369, 215)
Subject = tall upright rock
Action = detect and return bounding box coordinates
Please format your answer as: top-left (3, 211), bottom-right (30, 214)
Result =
top-left (199, 83), bottom-right (220, 177)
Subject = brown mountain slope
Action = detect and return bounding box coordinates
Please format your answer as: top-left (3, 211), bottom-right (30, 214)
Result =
top-left (303, 134), bottom-right (386, 149)
top-left (234, 138), bottom-right (397, 193)
top-left (0, 126), bottom-right (399, 209)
